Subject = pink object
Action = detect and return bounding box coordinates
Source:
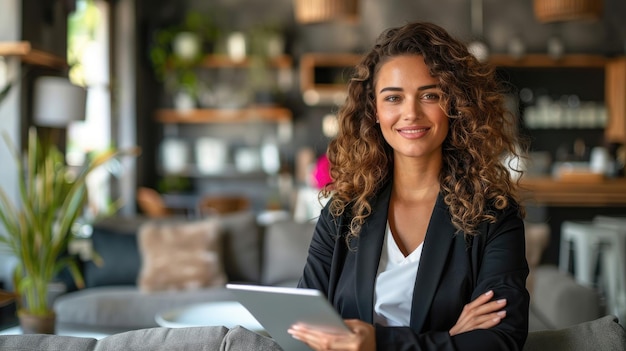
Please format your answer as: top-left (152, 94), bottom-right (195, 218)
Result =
top-left (312, 154), bottom-right (332, 189)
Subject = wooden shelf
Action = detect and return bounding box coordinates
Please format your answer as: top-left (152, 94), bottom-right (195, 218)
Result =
top-left (0, 41), bottom-right (67, 70)
top-left (489, 54), bottom-right (607, 68)
top-left (200, 54), bottom-right (292, 68)
top-left (520, 177), bottom-right (626, 207)
top-left (159, 165), bottom-right (270, 179)
top-left (155, 107), bottom-right (292, 123)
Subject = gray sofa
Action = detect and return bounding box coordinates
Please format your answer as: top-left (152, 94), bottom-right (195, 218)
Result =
top-left (52, 212), bottom-right (606, 333)
top-left (3, 213), bottom-right (619, 349)
top-left (1, 315), bottom-right (624, 350)
top-left (53, 212), bottom-right (316, 332)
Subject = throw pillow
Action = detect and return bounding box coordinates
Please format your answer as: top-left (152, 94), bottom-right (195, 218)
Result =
top-left (137, 219), bottom-right (227, 292)
top-left (218, 211), bottom-right (262, 283)
top-left (261, 220), bottom-right (316, 286)
top-left (83, 217), bottom-right (148, 288)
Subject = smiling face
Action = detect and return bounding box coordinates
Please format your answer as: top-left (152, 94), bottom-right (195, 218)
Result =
top-left (375, 55), bottom-right (449, 165)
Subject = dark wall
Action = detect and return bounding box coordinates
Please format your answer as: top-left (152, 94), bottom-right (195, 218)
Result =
top-left (21, 0), bottom-right (70, 57)
top-left (20, 0), bottom-right (73, 150)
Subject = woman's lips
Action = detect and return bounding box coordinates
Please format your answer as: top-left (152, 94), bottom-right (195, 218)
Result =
top-left (397, 127), bottom-right (430, 138)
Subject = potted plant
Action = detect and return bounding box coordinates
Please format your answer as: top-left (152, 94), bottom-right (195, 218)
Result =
top-left (149, 10), bottom-right (219, 109)
top-left (0, 127), bottom-right (138, 334)
top-left (246, 23), bottom-right (286, 105)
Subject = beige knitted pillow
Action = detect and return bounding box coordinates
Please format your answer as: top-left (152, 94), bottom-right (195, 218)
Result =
top-left (137, 219), bottom-right (227, 292)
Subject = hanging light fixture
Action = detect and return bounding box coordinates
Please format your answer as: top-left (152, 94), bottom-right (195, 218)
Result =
top-left (294, 0), bottom-right (360, 24)
top-left (534, 0), bottom-right (603, 23)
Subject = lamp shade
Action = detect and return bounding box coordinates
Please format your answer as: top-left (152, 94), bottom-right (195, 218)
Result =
top-left (33, 76), bottom-right (87, 127)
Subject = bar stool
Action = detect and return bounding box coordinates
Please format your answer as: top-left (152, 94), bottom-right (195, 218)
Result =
top-left (592, 216), bottom-right (626, 326)
top-left (559, 221), bottom-right (603, 287)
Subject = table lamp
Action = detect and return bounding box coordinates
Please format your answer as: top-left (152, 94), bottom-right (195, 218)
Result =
top-left (33, 76), bottom-right (87, 127)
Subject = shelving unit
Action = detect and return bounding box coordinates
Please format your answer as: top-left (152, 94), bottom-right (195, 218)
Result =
top-left (153, 53), bottom-right (295, 210)
top-left (488, 53), bottom-right (626, 218)
top-left (492, 54), bottom-right (626, 143)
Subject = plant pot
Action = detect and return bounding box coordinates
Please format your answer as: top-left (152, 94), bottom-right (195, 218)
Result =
top-left (173, 90), bottom-right (196, 111)
top-left (18, 310), bottom-right (56, 334)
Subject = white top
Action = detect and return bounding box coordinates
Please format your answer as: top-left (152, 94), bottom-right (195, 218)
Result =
top-left (373, 222), bottom-right (423, 327)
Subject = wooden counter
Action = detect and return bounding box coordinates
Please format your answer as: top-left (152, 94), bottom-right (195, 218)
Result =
top-left (520, 177), bottom-right (626, 207)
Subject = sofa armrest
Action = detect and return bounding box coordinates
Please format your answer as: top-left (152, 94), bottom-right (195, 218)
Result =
top-left (524, 315), bottom-right (626, 351)
top-left (531, 265), bottom-right (603, 329)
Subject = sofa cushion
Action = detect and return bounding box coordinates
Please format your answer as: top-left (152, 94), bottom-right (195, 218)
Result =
top-left (524, 315), bottom-right (626, 351)
top-left (137, 219), bottom-right (227, 292)
top-left (219, 211), bottom-right (262, 283)
top-left (221, 325), bottom-right (282, 351)
top-left (0, 334), bottom-right (98, 351)
top-left (261, 220), bottom-right (316, 286)
top-left (95, 326), bottom-right (229, 351)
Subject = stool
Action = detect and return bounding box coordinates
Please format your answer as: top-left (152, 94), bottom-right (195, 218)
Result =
top-left (559, 221), bottom-right (603, 287)
top-left (592, 216), bottom-right (626, 326)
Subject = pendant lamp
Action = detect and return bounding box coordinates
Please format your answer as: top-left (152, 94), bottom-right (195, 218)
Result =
top-left (534, 0), bottom-right (603, 23)
top-left (294, 0), bottom-right (359, 24)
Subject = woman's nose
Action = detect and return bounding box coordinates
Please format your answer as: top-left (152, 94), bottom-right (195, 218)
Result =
top-left (403, 98), bottom-right (421, 119)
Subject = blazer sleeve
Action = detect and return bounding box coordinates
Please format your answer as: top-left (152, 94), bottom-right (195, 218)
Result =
top-left (298, 204), bottom-right (338, 295)
top-left (375, 204), bottom-right (529, 351)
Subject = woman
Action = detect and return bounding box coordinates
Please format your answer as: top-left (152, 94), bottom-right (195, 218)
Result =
top-left (288, 22), bottom-right (529, 350)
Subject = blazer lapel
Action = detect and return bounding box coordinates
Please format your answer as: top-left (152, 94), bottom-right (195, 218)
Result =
top-left (354, 182), bottom-right (392, 323)
top-left (410, 193), bottom-right (456, 331)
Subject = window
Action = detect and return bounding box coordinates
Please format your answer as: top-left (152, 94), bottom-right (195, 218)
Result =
top-left (67, 0), bottom-right (114, 219)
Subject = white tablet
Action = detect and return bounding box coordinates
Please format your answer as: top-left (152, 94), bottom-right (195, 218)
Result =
top-left (226, 284), bottom-right (350, 351)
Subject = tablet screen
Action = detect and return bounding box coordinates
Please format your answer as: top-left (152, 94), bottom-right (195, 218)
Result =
top-left (227, 284), bottom-right (349, 351)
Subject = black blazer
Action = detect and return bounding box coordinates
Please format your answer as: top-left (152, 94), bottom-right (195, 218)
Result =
top-left (299, 182), bottom-right (529, 350)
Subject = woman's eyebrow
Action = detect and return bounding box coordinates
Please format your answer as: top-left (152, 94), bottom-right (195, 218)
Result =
top-left (379, 86), bottom-right (402, 94)
top-left (379, 84), bottom-right (439, 94)
top-left (417, 84), bottom-right (438, 91)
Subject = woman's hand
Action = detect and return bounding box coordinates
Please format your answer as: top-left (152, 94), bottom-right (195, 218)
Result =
top-left (449, 290), bottom-right (507, 336)
top-left (288, 319), bottom-right (376, 351)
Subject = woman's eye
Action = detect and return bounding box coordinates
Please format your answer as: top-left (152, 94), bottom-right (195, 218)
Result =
top-left (384, 95), bottom-right (400, 102)
top-left (422, 93), bottom-right (440, 101)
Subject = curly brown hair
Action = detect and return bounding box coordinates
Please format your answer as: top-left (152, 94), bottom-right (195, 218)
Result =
top-left (322, 22), bottom-right (526, 239)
